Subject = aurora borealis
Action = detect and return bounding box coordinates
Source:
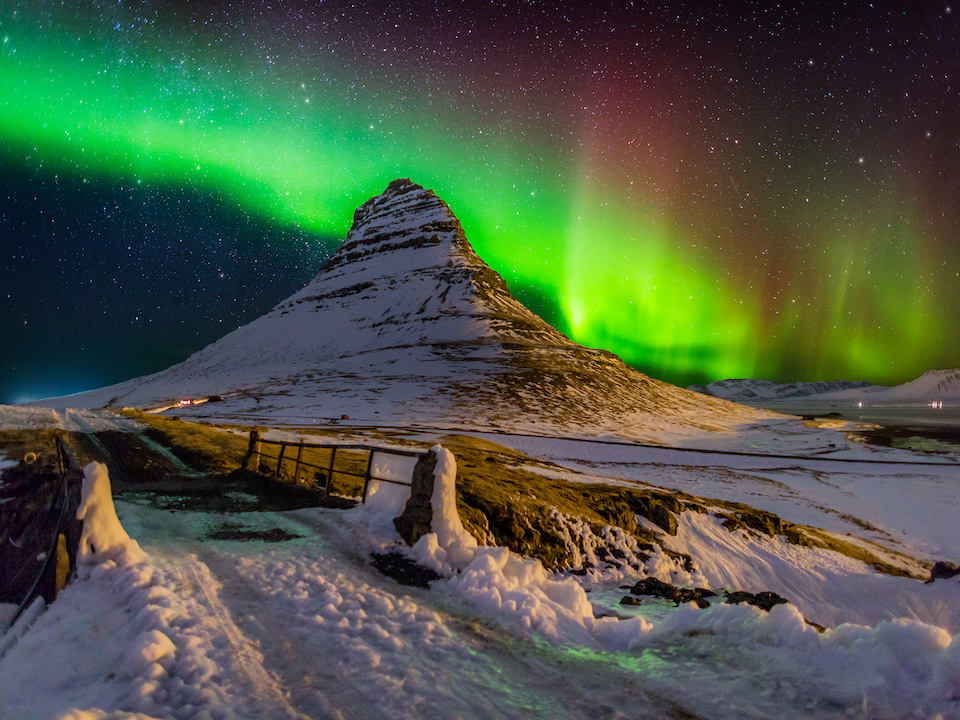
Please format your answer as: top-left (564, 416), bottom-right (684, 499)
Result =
top-left (2, 1), bottom-right (958, 404)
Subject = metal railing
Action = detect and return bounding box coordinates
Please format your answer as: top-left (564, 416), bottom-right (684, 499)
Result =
top-left (242, 431), bottom-right (424, 502)
top-left (2, 438), bottom-right (83, 631)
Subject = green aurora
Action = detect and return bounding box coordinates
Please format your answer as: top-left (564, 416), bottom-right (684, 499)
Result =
top-left (2, 4), bottom-right (957, 390)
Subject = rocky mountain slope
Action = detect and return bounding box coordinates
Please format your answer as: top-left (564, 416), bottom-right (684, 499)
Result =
top-left (33, 179), bottom-right (773, 440)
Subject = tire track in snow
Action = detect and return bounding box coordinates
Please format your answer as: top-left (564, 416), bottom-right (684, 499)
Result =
top-left (166, 554), bottom-right (307, 720)
top-left (196, 548), bottom-right (386, 720)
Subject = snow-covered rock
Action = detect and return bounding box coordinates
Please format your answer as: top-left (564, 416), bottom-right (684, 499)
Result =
top-left (30, 179), bottom-right (771, 441)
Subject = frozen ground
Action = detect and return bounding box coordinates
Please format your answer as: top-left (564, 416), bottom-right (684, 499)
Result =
top-left (1, 408), bottom-right (958, 719)
top-left (0, 406), bottom-right (143, 433)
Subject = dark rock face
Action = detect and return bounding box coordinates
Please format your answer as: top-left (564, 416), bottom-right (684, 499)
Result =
top-left (930, 561), bottom-right (960, 581)
top-left (393, 450), bottom-right (439, 546)
top-left (724, 590), bottom-right (789, 611)
top-left (370, 551), bottom-right (442, 588)
top-left (625, 578), bottom-right (789, 613)
top-left (629, 495), bottom-right (681, 535)
top-left (627, 577), bottom-right (717, 609)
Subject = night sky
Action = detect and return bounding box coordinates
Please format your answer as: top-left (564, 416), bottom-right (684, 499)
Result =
top-left (2, 1), bottom-right (958, 404)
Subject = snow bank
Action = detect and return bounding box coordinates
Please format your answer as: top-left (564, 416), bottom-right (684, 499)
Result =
top-left (0, 453), bottom-right (17, 472)
top-left (626, 600), bottom-right (960, 718)
top-left (0, 552), bottom-right (280, 719)
top-left (406, 446), bottom-right (604, 642)
top-left (77, 462), bottom-right (146, 567)
top-left (363, 450), bottom-right (419, 521)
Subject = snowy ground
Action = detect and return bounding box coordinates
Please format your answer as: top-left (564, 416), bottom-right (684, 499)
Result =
top-left (1, 408), bottom-right (958, 719)
top-left (481, 430), bottom-right (960, 563)
top-left (0, 406), bottom-right (143, 433)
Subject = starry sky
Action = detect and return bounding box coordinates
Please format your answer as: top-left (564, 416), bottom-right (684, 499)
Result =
top-left (2, 1), bottom-right (959, 404)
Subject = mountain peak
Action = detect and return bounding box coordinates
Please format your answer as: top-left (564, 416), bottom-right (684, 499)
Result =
top-left (288, 179), bottom-right (560, 349)
top-left (327, 178), bottom-right (476, 275)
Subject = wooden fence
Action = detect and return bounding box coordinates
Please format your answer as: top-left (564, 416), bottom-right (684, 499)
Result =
top-left (242, 431), bottom-right (425, 502)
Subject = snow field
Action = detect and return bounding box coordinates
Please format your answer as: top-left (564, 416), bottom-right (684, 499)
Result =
top-left (664, 511), bottom-right (960, 632)
top-left (503, 432), bottom-right (960, 562)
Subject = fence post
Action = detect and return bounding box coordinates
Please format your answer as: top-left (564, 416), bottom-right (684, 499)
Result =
top-left (325, 447), bottom-right (336, 497)
top-left (361, 450), bottom-right (376, 503)
top-left (293, 439), bottom-right (304, 485)
top-left (275, 443), bottom-right (287, 478)
top-left (243, 430), bottom-right (262, 472)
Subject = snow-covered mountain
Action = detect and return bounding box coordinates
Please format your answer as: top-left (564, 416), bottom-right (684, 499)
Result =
top-left (33, 179), bottom-right (772, 439)
top-left (690, 369), bottom-right (960, 405)
top-left (824, 368), bottom-right (960, 404)
top-left (688, 378), bottom-right (873, 402)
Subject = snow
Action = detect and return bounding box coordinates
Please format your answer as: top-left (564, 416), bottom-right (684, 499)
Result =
top-left (690, 377), bottom-right (873, 401)
top-left (4, 181), bottom-right (959, 716)
top-left (76, 463), bottom-right (146, 567)
top-left (362, 450), bottom-right (419, 519)
top-left (664, 511), bottom-right (960, 632)
top-left (1, 403), bottom-right (958, 716)
top-left (824, 368), bottom-right (960, 404)
top-left (692, 369), bottom-right (960, 406)
top-left (1, 461), bottom-right (958, 719)
top-left (0, 406), bottom-right (142, 432)
top-left (493, 431), bottom-right (960, 563)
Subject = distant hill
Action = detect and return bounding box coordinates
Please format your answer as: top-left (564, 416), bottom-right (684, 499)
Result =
top-left (688, 379), bottom-right (873, 402)
top-left (824, 369), bottom-right (960, 404)
top-left (690, 369), bottom-right (960, 405)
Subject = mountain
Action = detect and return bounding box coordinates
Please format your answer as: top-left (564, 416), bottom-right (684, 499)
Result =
top-left (822, 368), bottom-right (960, 405)
top-left (688, 378), bottom-right (873, 402)
top-left (30, 179), bottom-right (772, 440)
top-left (691, 369), bottom-right (960, 406)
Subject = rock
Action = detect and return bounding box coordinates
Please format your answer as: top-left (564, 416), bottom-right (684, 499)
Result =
top-left (370, 551), bottom-right (441, 588)
top-left (724, 590), bottom-right (789, 611)
top-left (629, 495), bottom-right (680, 535)
top-left (627, 577), bottom-right (716, 609)
top-left (930, 561), bottom-right (960, 581)
top-left (393, 450), bottom-right (439, 545)
top-left (619, 596), bottom-right (642, 606)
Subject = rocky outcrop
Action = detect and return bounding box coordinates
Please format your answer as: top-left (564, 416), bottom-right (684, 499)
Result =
top-left (929, 561), bottom-right (960, 582)
top-left (393, 449), bottom-right (439, 546)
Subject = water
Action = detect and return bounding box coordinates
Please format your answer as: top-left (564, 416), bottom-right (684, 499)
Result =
top-left (746, 401), bottom-right (960, 453)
